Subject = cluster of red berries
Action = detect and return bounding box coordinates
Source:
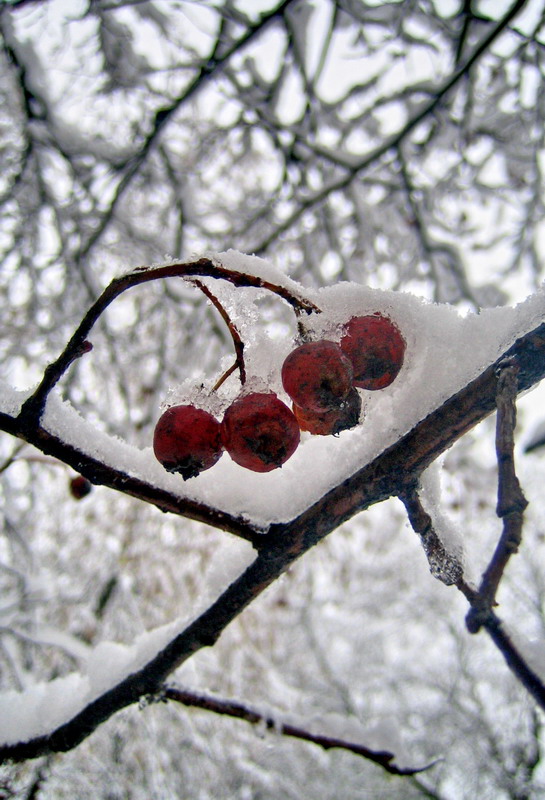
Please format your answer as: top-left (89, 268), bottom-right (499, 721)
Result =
top-left (153, 314), bottom-right (405, 479)
top-left (153, 393), bottom-right (299, 479)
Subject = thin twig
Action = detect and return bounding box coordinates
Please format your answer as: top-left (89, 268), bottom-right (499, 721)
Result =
top-left (160, 685), bottom-right (433, 776)
top-left (212, 361), bottom-right (239, 392)
top-left (455, 0), bottom-right (475, 66)
top-left (78, 0), bottom-right (299, 260)
top-left (0, 441), bottom-right (26, 475)
top-left (483, 611), bottom-right (545, 709)
top-left (466, 359), bottom-right (528, 633)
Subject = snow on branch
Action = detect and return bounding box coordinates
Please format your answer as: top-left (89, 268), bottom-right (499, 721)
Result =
top-left (2, 252), bottom-right (545, 762)
top-left (3, 251), bottom-right (545, 531)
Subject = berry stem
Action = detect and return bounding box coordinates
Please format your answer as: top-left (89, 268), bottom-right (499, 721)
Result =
top-left (191, 279), bottom-right (246, 386)
top-left (212, 361), bottom-right (239, 392)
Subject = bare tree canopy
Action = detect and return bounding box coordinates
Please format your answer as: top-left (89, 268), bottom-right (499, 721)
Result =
top-left (2, 1), bottom-right (545, 798)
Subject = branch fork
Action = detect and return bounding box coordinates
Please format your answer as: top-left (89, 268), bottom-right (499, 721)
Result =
top-left (402, 354), bottom-right (540, 707)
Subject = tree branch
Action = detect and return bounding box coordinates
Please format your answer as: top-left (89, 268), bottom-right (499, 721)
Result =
top-left (1, 309), bottom-right (544, 545)
top-left (400, 373), bottom-right (544, 715)
top-left (160, 685), bottom-right (433, 776)
top-left (402, 489), bottom-right (545, 712)
top-left (483, 612), bottom-right (545, 709)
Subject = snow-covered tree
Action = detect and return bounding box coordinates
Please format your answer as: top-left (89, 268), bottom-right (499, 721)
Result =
top-left (2, 1), bottom-right (545, 797)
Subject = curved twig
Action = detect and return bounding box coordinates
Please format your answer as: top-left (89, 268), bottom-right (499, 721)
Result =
top-left (18, 257), bottom-right (320, 426)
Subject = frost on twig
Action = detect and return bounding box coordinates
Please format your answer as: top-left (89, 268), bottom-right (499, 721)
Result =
top-left (401, 482), bottom-right (545, 713)
top-left (400, 484), bottom-right (463, 587)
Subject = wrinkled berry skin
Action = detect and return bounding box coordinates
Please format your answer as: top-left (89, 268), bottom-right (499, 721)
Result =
top-left (293, 387), bottom-right (362, 436)
top-left (70, 475), bottom-right (92, 500)
top-left (281, 340), bottom-right (354, 412)
top-left (340, 314), bottom-right (405, 390)
top-left (221, 392), bottom-right (300, 472)
top-left (153, 405), bottom-right (223, 480)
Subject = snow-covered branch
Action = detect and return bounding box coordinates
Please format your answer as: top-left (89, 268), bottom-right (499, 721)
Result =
top-left (2, 255), bottom-right (545, 760)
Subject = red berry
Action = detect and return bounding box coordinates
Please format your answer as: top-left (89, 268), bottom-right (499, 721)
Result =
top-left (340, 314), bottom-right (405, 390)
top-left (221, 392), bottom-right (300, 472)
top-left (281, 340), bottom-right (354, 413)
top-left (293, 387), bottom-right (362, 436)
top-left (69, 475), bottom-right (92, 500)
top-left (153, 405), bottom-right (223, 480)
